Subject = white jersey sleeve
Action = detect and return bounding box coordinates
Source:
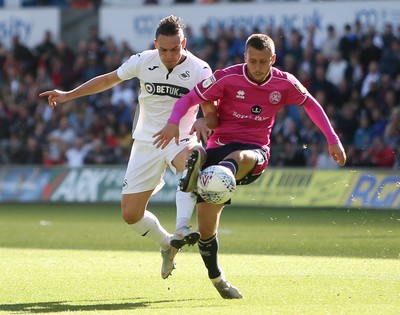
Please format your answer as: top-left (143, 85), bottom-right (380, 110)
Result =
top-left (117, 53), bottom-right (142, 80)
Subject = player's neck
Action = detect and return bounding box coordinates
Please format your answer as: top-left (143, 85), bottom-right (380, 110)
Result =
top-left (177, 50), bottom-right (187, 66)
top-left (165, 51), bottom-right (187, 72)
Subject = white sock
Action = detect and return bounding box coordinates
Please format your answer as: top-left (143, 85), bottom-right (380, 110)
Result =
top-left (129, 210), bottom-right (171, 250)
top-left (211, 270), bottom-right (225, 284)
top-left (175, 190), bottom-right (196, 230)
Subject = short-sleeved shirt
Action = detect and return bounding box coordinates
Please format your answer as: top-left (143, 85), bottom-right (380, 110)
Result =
top-left (117, 49), bottom-right (212, 142)
top-left (195, 64), bottom-right (309, 151)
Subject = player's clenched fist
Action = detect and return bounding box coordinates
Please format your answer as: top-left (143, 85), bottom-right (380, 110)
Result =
top-left (329, 143), bottom-right (347, 166)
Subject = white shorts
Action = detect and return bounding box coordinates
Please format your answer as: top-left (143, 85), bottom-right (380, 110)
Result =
top-left (122, 139), bottom-right (198, 195)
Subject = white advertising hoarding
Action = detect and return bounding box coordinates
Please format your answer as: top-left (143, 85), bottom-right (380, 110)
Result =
top-left (0, 8), bottom-right (60, 49)
top-left (100, 1), bottom-right (400, 51)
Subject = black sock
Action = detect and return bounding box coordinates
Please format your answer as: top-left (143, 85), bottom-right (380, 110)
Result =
top-left (198, 235), bottom-right (221, 279)
top-left (219, 159), bottom-right (238, 176)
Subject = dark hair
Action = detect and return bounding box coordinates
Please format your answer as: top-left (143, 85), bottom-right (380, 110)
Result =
top-left (155, 15), bottom-right (185, 39)
top-left (245, 33), bottom-right (275, 54)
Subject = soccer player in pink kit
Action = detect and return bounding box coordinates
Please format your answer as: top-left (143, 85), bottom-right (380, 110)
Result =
top-left (153, 33), bottom-right (346, 299)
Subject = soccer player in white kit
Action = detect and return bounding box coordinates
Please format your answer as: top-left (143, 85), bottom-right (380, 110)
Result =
top-left (154, 33), bottom-right (347, 298)
top-left (39, 16), bottom-right (215, 280)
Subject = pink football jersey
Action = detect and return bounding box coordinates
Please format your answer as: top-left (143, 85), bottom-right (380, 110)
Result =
top-left (195, 64), bottom-right (309, 149)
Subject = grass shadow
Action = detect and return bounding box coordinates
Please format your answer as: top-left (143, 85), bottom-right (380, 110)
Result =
top-left (0, 298), bottom-right (196, 313)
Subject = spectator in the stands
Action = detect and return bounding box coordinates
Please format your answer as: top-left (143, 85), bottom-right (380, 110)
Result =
top-left (69, 103), bottom-right (92, 137)
top-left (326, 51), bottom-right (348, 86)
top-left (85, 137), bottom-right (116, 165)
top-left (272, 28), bottom-right (287, 69)
top-left (309, 65), bottom-right (340, 105)
top-left (344, 51), bottom-right (363, 87)
top-left (35, 66), bottom-right (54, 91)
top-left (377, 74), bottom-right (397, 113)
top-left (7, 134), bottom-right (25, 164)
top-left (360, 135), bottom-right (395, 168)
top-left (82, 50), bottom-right (104, 82)
top-left (22, 137), bottom-right (43, 164)
top-left (313, 51), bottom-right (328, 74)
top-left (283, 118), bottom-right (302, 145)
top-left (381, 23), bottom-right (397, 49)
top-left (302, 24), bottom-right (323, 52)
top-left (359, 32), bottom-right (381, 74)
top-left (3, 52), bottom-right (21, 83)
top-left (282, 53), bottom-right (299, 75)
top-left (299, 46), bottom-right (314, 78)
top-left (65, 53), bottom-right (86, 87)
top-left (46, 116), bottom-right (76, 164)
top-left (35, 30), bottom-right (57, 70)
top-left (344, 144), bottom-right (362, 168)
top-left (286, 28), bottom-right (303, 63)
top-left (54, 40), bottom-right (76, 73)
top-left (321, 24), bottom-right (340, 60)
top-left (335, 103), bottom-right (359, 146)
top-left (9, 105), bottom-right (35, 144)
top-left (214, 38), bottom-right (231, 70)
top-left (339, 23), bottom-right (359, 61)
top-left (11, 35), bottom-right (36, 76)
top-left (361, 60), bottom-right (380, 97)
top-left (316, 144), bottom-right (340, 169)
top-left (32, 119), bottom-right (48, 144)
top-left (383, 121), bottom-right (400, 150)
top-left (116, 122), bottom-right (133, 162)
top-left (229, 27), bottom-right (247, 61)
top-left (49, 56), bottom-right (64, 88)
top-left (299, 115), bottom-right (322, 145)
top-left (379, 39), bottom-right (400, 79)
top-left (110, 80), bottom-right (136, 108)
top-left (191, 25), bottom-right (217, 67)
top-left (279, 140), bottom-right (307, 167)
top-left (353, 114), bottom-right (371, 150)
top-left (369, 107), bottom-right (388, 140)
top-left (65, 136), bottom-right (92, 167)
top-left (119, 40), bottom-right (135, 63)
top-left (271, 107), bottom-right (292, 141)
top-left (383, 107), bottom-right (400, 149)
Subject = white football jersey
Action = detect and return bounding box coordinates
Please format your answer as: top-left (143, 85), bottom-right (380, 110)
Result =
top-left (117, 49), bottom-right (212, 142)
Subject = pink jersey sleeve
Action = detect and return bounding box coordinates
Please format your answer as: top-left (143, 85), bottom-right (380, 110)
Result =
top-left (284, 72), bottom-right (309, 105)
top-left (167, 89), bottom-right (204, 125)
top-left (302, 95), bottom-right (340, 145)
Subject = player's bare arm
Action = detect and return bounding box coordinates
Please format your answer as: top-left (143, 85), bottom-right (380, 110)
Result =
top-left (39, 70), bottom-right (122, 109)
top-left (152, 123), bottom-right (180, 149)
top-left (329, 143), bottom-right (346, 166)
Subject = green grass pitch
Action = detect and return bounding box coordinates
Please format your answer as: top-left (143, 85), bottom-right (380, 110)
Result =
top-left (0, 203), bottom-right (399, 314)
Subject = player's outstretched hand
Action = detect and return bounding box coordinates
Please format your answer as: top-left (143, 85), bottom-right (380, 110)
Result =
top-left (152, 123), bottom-right (179, 149)
top-left (39, 90), bottom-right (69, 109)
top-left (190, 117), bottom-right (213, 143)
top-left (329, 142), bottom-right (346, 166)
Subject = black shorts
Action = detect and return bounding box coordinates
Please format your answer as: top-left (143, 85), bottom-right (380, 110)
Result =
top-left (197, 142), bottom-right (269, 204)
top-left (202, 142), bottom-right (269, 185)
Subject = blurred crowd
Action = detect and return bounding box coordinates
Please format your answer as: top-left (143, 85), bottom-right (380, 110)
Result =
top-left (0, 20), bottom-right (399, 169)
top-left (4, 0), bottom-right (102, 8)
